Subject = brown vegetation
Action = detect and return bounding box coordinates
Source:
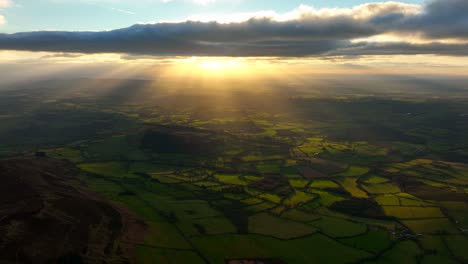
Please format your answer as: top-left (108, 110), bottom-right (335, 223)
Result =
top-left (0, 157), bottom-right (144, 264)
top-left (249, 175), bottom-right (293, 197)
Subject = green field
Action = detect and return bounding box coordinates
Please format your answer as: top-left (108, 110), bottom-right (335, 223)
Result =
top-left (248, 213), bottom-right (317, 239)
top-left (2, 80), bottom-right (467, 263)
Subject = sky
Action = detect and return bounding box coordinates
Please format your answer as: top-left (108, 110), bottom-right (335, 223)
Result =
top-left (1, 0), bottom-right (467, 56)
top-left (1, 0), bottom-right (425, 33)
top-left (0, 0), bottom-right (467, 80)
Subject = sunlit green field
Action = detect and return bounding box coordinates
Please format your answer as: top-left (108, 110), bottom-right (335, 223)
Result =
top-left (70, 130), bottom-right (468, 263)
top-left (51, 109), bottom-right (468, 263)
top-left (1, 80), bottom-right (467, 263)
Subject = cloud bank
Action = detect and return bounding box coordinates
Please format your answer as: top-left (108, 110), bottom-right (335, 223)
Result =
top-left (0, 0), bottom-right (467, 57)
top-left (0, 0), bottom-right (12, 9)
top-left (0, 0), bottom-right (13, 27)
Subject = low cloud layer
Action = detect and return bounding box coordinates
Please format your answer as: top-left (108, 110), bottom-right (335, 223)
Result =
top-left (331, 42), bottom-right (468, 57)
top-left (0, 0), bottom-right (12, 9)
top-left (0, 0), bottom-right (12, 26)
top-left (0, 0), bottom-right (467, 57)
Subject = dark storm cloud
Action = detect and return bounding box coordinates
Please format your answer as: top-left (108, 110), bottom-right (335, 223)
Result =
top-left (0, 0), bottom-right (467, 57)
top-left (0, 20), bottom-right (367, 56)
top-left (373, 0), bottom-right (468, 39)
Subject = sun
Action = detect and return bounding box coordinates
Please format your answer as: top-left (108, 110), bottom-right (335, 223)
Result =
top-left (199, 60), bottom-right (224, 70)
top-left (160, 56), bottom-right (279, 82)
top-left (196, 58), bottom-right (243, 72)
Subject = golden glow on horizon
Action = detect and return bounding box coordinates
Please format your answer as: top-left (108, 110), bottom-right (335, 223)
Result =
top-left (1, 51), bottom-right (468, 83)
top-left (1, 51), bottom-right (468, 107)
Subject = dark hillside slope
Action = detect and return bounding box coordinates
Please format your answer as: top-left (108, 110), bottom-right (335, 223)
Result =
top-left (0, 157), bottom-right (139, 264)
